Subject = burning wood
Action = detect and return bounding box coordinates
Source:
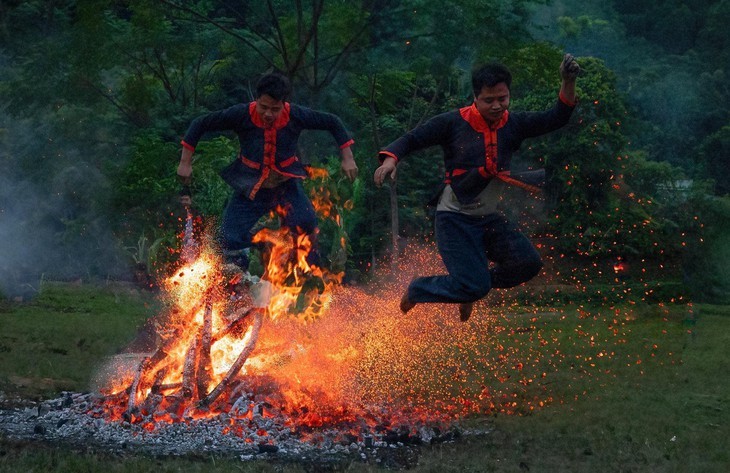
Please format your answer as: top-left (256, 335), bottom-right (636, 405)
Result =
top-left (119, 261), bottom-right (269, 414)
top-left (102, 202), bottom-right (343, 425)
top-left (85, 176), bottom-right (462, 452)
top-left (200, 308), bottom-right (264, 407)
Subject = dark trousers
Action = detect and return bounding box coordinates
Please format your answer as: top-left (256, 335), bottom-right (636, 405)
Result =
top-left (408, 211), bottom-right (543, 304)
top-left (220, 179), bottom-right (319, 270)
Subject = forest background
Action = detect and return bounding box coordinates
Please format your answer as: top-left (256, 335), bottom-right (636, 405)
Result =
top-left (1, 0), bottom-right (728, 303)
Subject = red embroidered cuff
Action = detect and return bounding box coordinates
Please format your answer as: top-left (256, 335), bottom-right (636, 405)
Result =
top-left (378, 151), bottom-right (399, 163)
top-left (181, 140), bottom-right (195, 152)
top-left (559, 91), bottom-right (577, 107)
top-left (339, 139), bottom-right (355, 149)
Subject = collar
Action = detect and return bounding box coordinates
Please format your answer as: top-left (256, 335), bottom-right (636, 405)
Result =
top-left (459, 103), bottom-right (509, 132)
top-left (249, 101), bottom-right (291, 129)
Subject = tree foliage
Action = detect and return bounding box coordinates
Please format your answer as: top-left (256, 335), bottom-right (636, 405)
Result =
top-left (0, 0), bottom-right (727, 298)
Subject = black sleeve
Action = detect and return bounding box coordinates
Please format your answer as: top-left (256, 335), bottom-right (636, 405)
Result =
top-left (182, 104), bottom-right (249, 149)
top-left (293, 105), bottom-right (353, 147)
top-left (513, 98), bottom-right (575, 139)
top-left (380, 112), bottom-right (453, 161)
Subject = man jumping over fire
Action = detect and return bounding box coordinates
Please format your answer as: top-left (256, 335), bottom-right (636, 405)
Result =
top-left (177, 72), bottom-right (358, 285)
top-left (374, 54), bottom-right (580, 322)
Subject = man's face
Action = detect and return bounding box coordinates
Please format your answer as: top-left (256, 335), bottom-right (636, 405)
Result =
top-left (255, 94), bottom-right (285, 126)
top-left (474, 83), bottom-right (510, 124)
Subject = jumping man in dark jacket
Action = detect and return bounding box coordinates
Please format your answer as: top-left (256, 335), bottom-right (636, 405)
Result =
top-left (374, 54), bottom-right (580, 321)
top-left (178, 72), bottom-right (358, 273)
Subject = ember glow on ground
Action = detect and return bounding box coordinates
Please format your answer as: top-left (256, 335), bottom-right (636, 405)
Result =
top-left (95, 238), bottom-right (679, 441)
top-left (92, 166), bottom-right (683, 440)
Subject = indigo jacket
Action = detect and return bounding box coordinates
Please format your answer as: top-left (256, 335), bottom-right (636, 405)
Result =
top-left (380, 96), bottom-right (575, 203)
top-left (183, 102), bottom-right (354, 199)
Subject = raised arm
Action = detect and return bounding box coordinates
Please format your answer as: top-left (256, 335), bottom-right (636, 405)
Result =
top-left (513, 54), bottom-right (580, 138)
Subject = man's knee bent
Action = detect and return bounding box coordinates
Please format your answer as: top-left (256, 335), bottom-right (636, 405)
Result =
top-left (492, 255), bottom-right (543, 288)
top-left (511, 255), bottom-right (543, 284)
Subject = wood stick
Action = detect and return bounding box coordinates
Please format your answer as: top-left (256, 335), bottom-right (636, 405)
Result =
top-left (150, 367), bottom-right (170, 395)
top-left (126, 357), bottom-right (147, 413)
top-left (196, 298), bottom-right (214, 398)
top-left (181, 338), bottom-right (199, 399)
top-left (155, 382), bottom-right (182, 392)
top-left (211, 306), bottom-right (253, 343)
top-left (126, 348), bottom-right (168, 413)
top-left (124, 293), bottom-right (210, 406)
top-left (198, 308), bottom-right (264, 407)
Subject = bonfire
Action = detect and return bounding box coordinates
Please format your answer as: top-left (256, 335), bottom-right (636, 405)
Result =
top-left (99, 178), bottom-right (348, 429)
top-left (82, 168), bottom-right (549, 449)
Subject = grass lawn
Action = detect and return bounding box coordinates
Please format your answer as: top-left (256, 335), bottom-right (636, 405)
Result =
top-left (0, 283), bottom-right (157, 399)
top-left (1, 282), bottom-right (728, 472)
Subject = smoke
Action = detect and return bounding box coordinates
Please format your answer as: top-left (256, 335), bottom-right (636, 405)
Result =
top-left (0, 109), bottom-right (130, 300)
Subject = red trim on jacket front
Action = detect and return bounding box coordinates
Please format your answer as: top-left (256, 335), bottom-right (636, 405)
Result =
top-left (444, 168), bottom-right (467, 184)
top-left (458, 104), bottom-right (509, 177)
top-left (278, 156), bottom-right (298, 167)
top-left (498, 174), bottom-right (542, 194)
top-left (249, 101), bottom-right (291, 130)
top-left (455, 104), bottom-right (543, 194)
top-left (459, 103), bottom-right (509, 132)
top-left (246, 101), bottom-right (296, 198)
top-left (240, 155), bottom-right (260, 169)
top-left (248, 127), bottom-right (276, 199)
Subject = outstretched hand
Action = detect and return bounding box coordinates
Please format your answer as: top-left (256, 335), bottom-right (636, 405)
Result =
top-left (373, 156), bottom-right (398, 186)
top-left (560, 53), bottom-right (581, 81)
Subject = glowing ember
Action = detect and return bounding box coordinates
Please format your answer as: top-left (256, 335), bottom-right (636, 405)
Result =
top-left (92, 168), bottom-right (672, 446)
top-left (98, 169), bottom-right (348, 424)
top-left (97, 242), bottom-right (554, 437)
top-left (101, 241), bottom-right (266, 415)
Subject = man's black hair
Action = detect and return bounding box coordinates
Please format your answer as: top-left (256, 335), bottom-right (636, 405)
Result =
top-left (255, 72), bottom-right (292, 101)
top-left (471, 63), bottom-right (512, 96)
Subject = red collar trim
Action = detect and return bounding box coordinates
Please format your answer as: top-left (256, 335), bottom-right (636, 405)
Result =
top-left (249, 101), bottom-right (291, 129)
top-left (459, 103), bottom-right (508, 131)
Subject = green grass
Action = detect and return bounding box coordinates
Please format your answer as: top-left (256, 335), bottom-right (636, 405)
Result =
top-left (413, 304), bottom-right (730, 472)
top-left (0, 282), bottom-right (157, 399)
top-left (1, 284), bottom-right (729, 472)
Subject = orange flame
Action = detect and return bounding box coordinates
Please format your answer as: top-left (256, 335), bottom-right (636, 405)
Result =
top-left (99, 167), bottom-right (347, 423)
top-left (252, 226), bottom-right (342, 321)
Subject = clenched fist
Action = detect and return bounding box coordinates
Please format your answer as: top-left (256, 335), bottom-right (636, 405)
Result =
top-left (560, 53), bottom-right (580, 81)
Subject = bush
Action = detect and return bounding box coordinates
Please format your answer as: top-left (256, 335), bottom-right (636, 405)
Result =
top-left (682, 192), bottom-right (730, 303)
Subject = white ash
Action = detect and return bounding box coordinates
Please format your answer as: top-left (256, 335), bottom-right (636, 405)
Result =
top-left (0, 392), bottom-right (481, 462)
